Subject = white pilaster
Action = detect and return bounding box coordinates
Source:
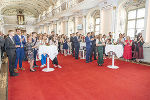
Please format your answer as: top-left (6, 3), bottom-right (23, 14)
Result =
top-left (83, 15), bottom-right (87, 35)
top-left (99, 5), bottom-right (103, 35)
top-left (144, 0), bottom-right (150, 43)
top-left (66, 20), bottom-right (69, 36)
top-left (111, 0), bottom-right (118, 41)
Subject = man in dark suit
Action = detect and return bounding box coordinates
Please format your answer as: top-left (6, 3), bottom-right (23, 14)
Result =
top-left (5, 30), bottom-right (19, 76)
top-left (0, 32), bottom-right (5, 66)
top-left (74, 32), bottom-right (80, 59)
top-left (70, 33), bottom-right (75, 57)
top-left (90, 32), bottom-right (97, 62)
top-left (49, 31), bottom-right (55, 41)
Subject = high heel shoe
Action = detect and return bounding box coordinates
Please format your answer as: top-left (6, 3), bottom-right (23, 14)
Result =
top-left (98, 64), bottom-right (102, 66)
top-left (30, 69), bottom-right (36, 72)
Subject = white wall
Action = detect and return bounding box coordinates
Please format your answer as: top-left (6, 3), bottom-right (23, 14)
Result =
top-left (3, 25), bottom-right (16, 34)
top-left (2, 15), bottom-right (37, 34)
top-left (116, 5), bottom-right (127, 39)
top-left (101, 8), bottom-right (113, 35)
top-left (26, 25), bottom-right (37, 34)
top-left (3, 25), bottom-right (37, 34)
top-left (144, 0), bottom-right (150, 43)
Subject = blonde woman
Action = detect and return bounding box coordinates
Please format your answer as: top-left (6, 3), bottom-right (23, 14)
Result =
top-left (60, 35), bottom-right (64, 54)
top-left (123, 36), bottom-right (132, 61)
top-left (40, 35), bottom-right (48, 68)
top-left (96, 34), bottom-right (105, 66)
top-left (63, 35), bottom-right (68, 56)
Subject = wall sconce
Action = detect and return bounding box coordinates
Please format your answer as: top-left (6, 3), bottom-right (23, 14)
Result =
top-left (113, 6), bottom-right (116, 10)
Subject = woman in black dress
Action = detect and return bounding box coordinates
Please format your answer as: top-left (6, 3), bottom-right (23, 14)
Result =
top-left (133, 33), bottom-right (144, 62)
top-left (63, 36), bottom-right (68, 56)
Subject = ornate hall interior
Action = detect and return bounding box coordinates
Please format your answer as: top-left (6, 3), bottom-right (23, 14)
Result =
top-left (0, 0), bottom-right (150, 100)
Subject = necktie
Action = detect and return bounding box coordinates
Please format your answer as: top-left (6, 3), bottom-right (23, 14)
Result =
top-left (11, 37), bottom-right (15, 44)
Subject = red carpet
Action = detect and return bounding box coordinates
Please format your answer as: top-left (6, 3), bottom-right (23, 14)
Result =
top-left (8, 54), bottom-right (150, 100)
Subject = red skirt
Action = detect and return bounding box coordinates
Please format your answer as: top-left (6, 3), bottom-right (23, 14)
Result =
top-left (123, 45), bottom-right (132, 60)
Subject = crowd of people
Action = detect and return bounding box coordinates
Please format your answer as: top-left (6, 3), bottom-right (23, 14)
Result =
top-left (0, 29), bottom-right (144, 77)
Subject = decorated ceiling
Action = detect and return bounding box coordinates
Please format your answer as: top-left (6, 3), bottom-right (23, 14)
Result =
top-left (0, 0), bottom-right (57, 17)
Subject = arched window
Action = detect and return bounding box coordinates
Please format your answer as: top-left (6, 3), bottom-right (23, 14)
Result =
top-left (95, 17), bottom-right (100, 35)
top-left (93, 10), bottom-right (100, 35)
top-left (127, 8), bottom-right (145, 38)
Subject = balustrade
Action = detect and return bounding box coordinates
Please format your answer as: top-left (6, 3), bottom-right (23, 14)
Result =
top-left (37, 0), bottom-right (84, 23)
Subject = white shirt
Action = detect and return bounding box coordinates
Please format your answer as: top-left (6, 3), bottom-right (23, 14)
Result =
top-left (18, 35), bottom-right (23, 47)
top-left (18, 35), bottom-right (21, 39)
top-left (96, 39), bottom-right (99, 44)
top-left (9, 36), bottom-right (14, 44)
top-left (102, 38), bottom-right (107, 43)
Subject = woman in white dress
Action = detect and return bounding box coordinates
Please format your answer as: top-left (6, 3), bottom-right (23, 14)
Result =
top-left (50, 36), bottom-right (62, 68)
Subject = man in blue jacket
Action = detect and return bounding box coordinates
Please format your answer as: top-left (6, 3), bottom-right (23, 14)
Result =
top-left (90, 32), bottom-right (97, 61)
top-left (85, 32), bottom-right (94, 63)
top-left (13, 29), bottom-right (26, 72)
top-left (70, 33), bottom-right (75, 57)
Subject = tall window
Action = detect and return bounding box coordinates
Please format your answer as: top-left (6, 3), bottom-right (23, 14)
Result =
top-left (127, 8), bottom-right (145, 38)
top-left (95, 17), bottom-right (100, 35)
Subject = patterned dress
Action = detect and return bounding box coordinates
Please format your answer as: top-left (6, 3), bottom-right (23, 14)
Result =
top-left (133, 41), bottom-right (144, 59)
top-left (25, 42), bottom-right (34, 60)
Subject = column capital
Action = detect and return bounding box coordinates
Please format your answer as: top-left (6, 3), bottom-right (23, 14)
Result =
top-left (40, 24), bottom-right (44, 26)
top-left (107, 0), bottom-right (118, 6)
top-left (62, 16), bottom-right (69, 22)
top-left (99, 0), bottom-right (118, 10)
top-left (81, 10), bottom-right (88, 16)
top-left (44, 22), bottom-right (50, 26)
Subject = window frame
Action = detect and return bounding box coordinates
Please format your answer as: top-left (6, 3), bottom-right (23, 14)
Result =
top-left (127, 7), bottom-right (145, 38)
top-left (94, 17), bottom-right (100, 35)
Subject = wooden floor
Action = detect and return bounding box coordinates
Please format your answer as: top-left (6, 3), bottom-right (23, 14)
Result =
top-left (0, 63), bottom-right (8, 100)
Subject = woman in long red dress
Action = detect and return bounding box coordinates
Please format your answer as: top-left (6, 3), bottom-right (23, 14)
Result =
top-left (123, 36), bottom-right (132, 61)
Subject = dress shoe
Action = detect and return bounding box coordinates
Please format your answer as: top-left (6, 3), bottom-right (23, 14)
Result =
top-left (19, 67), bottom-right (25, 70)
top-left (86, 61), bottom-right (89, 63)
top-left (10, 73), bottom-right (19, 77)
top-left (57, 65), bottom-right (62, 68)
top-left (14, 69), bottom-right (18, 72)
top-left (14, 73), bottom-right (19, 76)
top-left (53, 64), bottom-right (57, 68)
top-left (34, 65), bottom-right (39, 67)
top-left (30, 69), bottom-right (36, 72)
top-left (98, 64), bottom-right (102, 66)
top-left (90, 60), bottom-right (93, 62)
top-left (14, 72), bottom-right (19, 74)
top-left (40, 65), bottom-right (44, 68)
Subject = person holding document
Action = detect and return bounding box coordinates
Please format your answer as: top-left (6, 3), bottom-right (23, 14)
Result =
top-left (5, 30), bottom-right (19, 76)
